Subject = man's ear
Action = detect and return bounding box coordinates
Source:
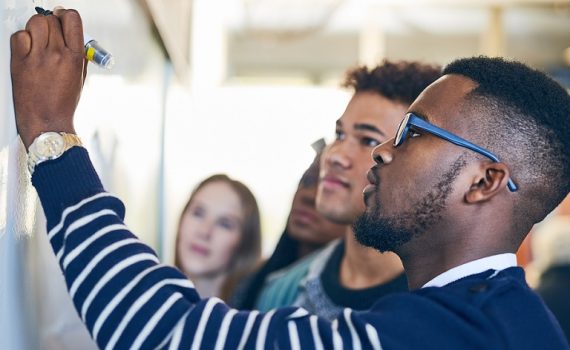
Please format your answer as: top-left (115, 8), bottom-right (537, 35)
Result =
top-left (465, 163), bottom-right (511, 203)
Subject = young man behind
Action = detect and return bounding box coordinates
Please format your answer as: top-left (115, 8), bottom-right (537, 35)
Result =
top-left (255, 62), bottom-right (441, 320)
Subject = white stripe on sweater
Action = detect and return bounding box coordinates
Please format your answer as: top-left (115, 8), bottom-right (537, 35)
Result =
top-left (168, 311), bottom-right (190, 350)
top-left (56, 210), bottom-right (119, 261)
top-left (344, 309), bottom-right (362, 350)
top-left (309, 315), bottom-right (324, 350)
top-left (131, 293), bottom-right (183, 350)
top-left (105, 279), bottom-right (194, 350)
top-left (190, 298), bottom-right (223, 350)
top-left (80, 253), bottom-right (159, 320)
top-left (365, 324), bottom-right (383, 350)
top-left (237, 310), bottom-right (259, 350)
top-left (255, 309), bottom-right (277, 349)
top-left (64, 209), bottom-right (118, 240)
top-left (213, 309), bottom-right (238, 350)
top-left (69, 238), bottom-right (140, 297)
top-left (332, 320), bottom-right (343, 350)
top-left (288, 321), bottom-right (301, 350)
top-left (48, 192), bottom-right (113, 240)
top-left (92, 264), bottom-right (164, 340)
top-left (63, 223), bottom-right (127, 268)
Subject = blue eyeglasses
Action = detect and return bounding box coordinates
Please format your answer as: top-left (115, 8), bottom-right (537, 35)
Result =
top-left (394, 113), bottom-right (518, 192)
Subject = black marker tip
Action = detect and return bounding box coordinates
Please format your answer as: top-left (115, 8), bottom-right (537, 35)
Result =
top-left (35, 7), bottom-right (53, 16)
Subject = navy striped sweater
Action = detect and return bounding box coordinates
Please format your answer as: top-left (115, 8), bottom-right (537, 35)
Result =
top-left (32, 147), bottom-right (569, 350)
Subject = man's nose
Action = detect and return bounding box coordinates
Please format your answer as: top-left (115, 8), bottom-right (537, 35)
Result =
top-left (372, 138), bottom-right (395, 165)
top-left (325, 141), bottom-right (353, 169)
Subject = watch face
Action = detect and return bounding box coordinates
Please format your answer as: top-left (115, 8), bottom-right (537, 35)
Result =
top-left (34, 132), bottom-right (65, 158)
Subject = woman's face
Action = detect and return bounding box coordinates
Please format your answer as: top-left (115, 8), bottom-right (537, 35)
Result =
top-left (287, 154), bottom-right (346, 245)
top-left (177, 181), bottom-right (244, 278)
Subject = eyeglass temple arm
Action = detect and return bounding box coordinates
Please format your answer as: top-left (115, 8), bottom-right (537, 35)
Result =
top-left (410, 117), bottom-right (518, 192)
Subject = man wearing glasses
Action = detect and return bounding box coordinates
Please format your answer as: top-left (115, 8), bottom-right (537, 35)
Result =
top-left (11, 9), bottom-right (570, 349)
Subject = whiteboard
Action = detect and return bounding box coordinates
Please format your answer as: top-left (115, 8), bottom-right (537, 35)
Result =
top-left (1, 1), bottom-right (37, 348)
top-left (1, 1), bottom-right (102, 349)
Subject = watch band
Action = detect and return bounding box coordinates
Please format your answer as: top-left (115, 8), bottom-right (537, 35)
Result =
top-left (27, 132), bottom-right (84, 175)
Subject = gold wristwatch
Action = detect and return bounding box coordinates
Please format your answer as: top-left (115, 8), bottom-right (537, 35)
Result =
top-left (27, 132), bottom-right (83, 175)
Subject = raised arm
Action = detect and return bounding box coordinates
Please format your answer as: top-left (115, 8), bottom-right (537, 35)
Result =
top-left (10, 9), bottom-right (393, 350)
top-left (12, 9), bottom-right (510, 350)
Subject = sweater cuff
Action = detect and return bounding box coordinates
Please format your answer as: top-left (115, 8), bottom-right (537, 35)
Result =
top-left (32, 147), bottom-right (105, 226)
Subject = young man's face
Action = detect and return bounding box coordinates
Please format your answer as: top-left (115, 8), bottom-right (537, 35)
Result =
top-left (355, 75), bottom-right (478, 253)
top-left (316, 91), bottom-right (407, 225)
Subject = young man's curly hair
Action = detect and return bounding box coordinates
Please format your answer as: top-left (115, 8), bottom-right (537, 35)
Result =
top-left (342, 60), bottom-right (442, 105)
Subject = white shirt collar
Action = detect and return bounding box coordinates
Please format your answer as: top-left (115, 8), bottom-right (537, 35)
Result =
top-left (422, 253), bottom-right (517, 288)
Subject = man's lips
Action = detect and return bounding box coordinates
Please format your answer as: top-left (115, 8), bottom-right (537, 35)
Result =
top-left (363, 167), bottom-right (379, 205)
top-left (363, 184), bottom-right (375, 204)
top-left (321, 174), bottom-right (350, 190)
top-left (366, 168), bottom-right (378, 185)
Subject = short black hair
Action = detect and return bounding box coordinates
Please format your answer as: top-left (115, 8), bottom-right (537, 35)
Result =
top-left (343, 60), bottom-right (442, 105)
top-left (443, 56), bottom-right (570, 229)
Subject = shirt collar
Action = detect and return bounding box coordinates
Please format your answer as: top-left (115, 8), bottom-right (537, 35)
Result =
top-left (422, 253), bottom-right (517, 288)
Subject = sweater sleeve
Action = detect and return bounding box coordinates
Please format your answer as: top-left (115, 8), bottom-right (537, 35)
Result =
top-left (31, 147), bottom-right (386, 349)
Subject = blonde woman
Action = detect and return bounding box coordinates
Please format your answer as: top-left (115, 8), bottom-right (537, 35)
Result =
top-left (174, 174), bottom-right (261, 301)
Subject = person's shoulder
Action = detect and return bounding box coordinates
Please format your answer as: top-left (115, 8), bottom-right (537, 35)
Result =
top-left (266, 239), bottom-right (342, 285)
top-left (420, 267), bottom-right (568, 346)
top-left (478, 266), bottom-right (554, 310)
top-left (369, 267), bottom-right (532, 315)
top-left (448, 266), bottom-right (528, 295)
top-left (254, 240), bottom-right (343, 311)
top-left (264, 248), bottom-right (320, 287)
top-left (416, 267), bottom-right (531, 303)
top-left (254, 247), bottom-right (323, 311)
top-left (363, 268), bottom-right (568, 349)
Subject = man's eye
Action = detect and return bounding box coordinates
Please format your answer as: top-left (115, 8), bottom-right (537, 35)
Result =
top-left (361, 137), bottom-right (380, 147)
top-left (335, 130), bottom-right (346, 141)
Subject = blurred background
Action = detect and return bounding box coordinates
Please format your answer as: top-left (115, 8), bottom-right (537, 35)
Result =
top-left (1, 0), bottom-right (569, 348)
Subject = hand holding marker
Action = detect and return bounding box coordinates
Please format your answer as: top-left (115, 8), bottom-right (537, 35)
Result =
top-left (35, 7), bottom-right (115, 70)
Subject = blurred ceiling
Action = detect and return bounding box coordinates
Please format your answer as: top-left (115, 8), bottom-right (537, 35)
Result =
top-left (71, 0), bottom-right (570, 84)
top-left (226, 0), bottom-right (570, 83)
top-left (232, 0), bottom-right (570, 34)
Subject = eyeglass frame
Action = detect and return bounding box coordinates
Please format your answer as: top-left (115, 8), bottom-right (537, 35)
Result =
top-left (393, 112), bottom-right (518, 192)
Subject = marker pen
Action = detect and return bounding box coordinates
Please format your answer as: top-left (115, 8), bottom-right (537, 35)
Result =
top-left (84, 35), bottom-right (115, 70)
top-left (34, 7), bottom-right (115, 70)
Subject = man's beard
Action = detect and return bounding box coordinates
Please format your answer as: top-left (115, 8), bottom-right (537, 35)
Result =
top-left (353, 155), bottom-right (466, 253)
